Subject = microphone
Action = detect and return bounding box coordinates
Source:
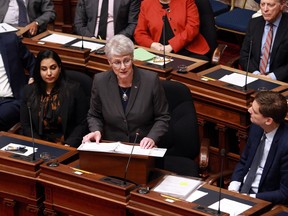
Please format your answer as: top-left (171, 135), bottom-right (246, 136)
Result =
top-left (123, 129), bottom-right (140, 185)
top-left (244, 39), bottom-right (252, 91)
top-left (81, 35), bottom-right (84, 49)
top-left (162, 15), bottom-right (166, 69)
top-left (27, 103), bottom-right (36, 161)
top-left (217, 148), bottom-right (226, 215)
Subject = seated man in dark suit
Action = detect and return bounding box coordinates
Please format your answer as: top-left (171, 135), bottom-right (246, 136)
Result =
top-left (74, 0), bottom-right (141, 40)
top-left (0, 0), bottom-right (56, 36)
top-left (228, 91), bottom-right (288, 205)
top-left (0, 32), bottom-right (35, 131)
top-left (239, 0), bottom-right (288, 82)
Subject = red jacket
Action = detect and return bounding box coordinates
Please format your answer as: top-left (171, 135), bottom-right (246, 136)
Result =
top-left (134, 0), bottom-right (209, 55)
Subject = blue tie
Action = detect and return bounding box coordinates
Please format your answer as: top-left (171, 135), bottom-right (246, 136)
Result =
top-left (16, 0), bottom-right (28, 27)
top-left (240, 133), bottom-right (266, 194)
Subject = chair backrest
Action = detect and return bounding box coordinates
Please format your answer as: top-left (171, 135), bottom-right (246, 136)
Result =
top-left (161, 80), bottom-right (200, 160)
top-left (65, 69), bottom-right (93, 98)
top-left (195, 0), bottom-right (218, 59)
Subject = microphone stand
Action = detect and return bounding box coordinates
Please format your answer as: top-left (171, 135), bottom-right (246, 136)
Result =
top-left (28, 105), bottom-right (36, 161)
top-left (244, 39), bottom-right (253, 91)
top-left (124, 130), bottom-right (140, 185)
top-left (217, 148), bottom-right (226, 215)
top-left (162, 15), bottom-right (166, 69)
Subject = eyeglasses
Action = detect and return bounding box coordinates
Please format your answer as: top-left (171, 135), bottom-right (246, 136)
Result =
top-left (111, 58), bottom-right (132, 69)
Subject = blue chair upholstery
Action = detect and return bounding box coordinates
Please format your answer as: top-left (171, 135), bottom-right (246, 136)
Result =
top-left (215, 0), bottom-right (259, 35)
top-left (215, 8), bottom-right (255, 34)
top-left (209, 0), bottom-right (230, 16)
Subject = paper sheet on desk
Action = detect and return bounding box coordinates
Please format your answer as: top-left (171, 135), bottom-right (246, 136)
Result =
top-left (134, 48), bottom-right (156, 61)
top-left (147, 56), bottom-right (174, 66)
top-left (0, 23), bottom-right (18, 33)
top-left (77, 142), bottom-right (167, 157)
top-left (208, 198), bottom-right (252, 216)
top-left (40, 33), bottom-right (76, 44)
top-left (153, 175), bottom-right (203, 199)
top-left (1, 143), bottom-right (37, 157)
top-left (219, 73), bottom-right (258, 87)
top-left (71, 41), bottom-right (104, 52)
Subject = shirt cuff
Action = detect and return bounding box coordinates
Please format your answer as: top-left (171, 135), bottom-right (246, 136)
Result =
top-left (268, 72), bottom-right (276, 80)
top-left (253, 70), bottom-right (260, 75)
top-left (228, 181), bottom-right (241, 192)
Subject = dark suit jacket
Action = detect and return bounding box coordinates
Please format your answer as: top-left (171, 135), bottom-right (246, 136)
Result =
top-left (231, 123), bottom-right (288, 204)
top-left (20, 80), bottom-right (89, 147)
top-left (0, 0), bottom-right (56, 33)
top-left (239, 13), bottom-right (288, 82)
top-left (0, 32), bottom-right (35, 100)
top-left (87, 66), bottom-right (170, 145)
top-left (74, 0), bottom-right (141, 39)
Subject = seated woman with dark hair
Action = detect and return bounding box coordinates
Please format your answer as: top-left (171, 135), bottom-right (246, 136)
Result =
top-left (134, 0), bottom-right (210, 60)
top-left (20, 50), bottom-right (89, 147)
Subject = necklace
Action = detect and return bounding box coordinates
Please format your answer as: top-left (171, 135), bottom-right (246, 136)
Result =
top-left (120, 87), bottom-right (131, 102)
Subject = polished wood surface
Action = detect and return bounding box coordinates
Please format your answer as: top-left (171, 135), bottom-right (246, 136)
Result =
top-left (39, 162), bottom-right (135, 216)
top-left (262, 205), bottom-right (288, 216)
top-left (79, 150), bottom-right (155, 185)
top-left (128, 184), bottom-right (271, 216)
top-left (0, 132), bottom-right (77, 216)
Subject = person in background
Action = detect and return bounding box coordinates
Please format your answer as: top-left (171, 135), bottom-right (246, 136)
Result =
top-left (74, 0), bottom-right (141, 40)
top-left (228, 91), bottom-right (288, 205)
top-left (82, 34), bottom-right (170, 149)
top-left (239, 0), bottom-right (288, 82)
top-left (20, 50), bottom-right (89, 147)
top-left (0, 0), bottom-right (56, 36)
top-left (134, 0), bottom-right (210, 60)
top-left (0, 32), bottom-right (35, 131)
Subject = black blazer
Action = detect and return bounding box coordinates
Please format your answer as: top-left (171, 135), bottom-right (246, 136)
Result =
top-left (239, 13), bottom-right (288, 82)
top-left (87, 66), bottom-right (170, 145)
top-left (0, 32), bottom-right (35, 100)
top-left (74, 0), bottom-right (141, 38)
top-left (20, 80), bottom-right (89, 147)
top-left (231, 123), bottom-right (288, 204)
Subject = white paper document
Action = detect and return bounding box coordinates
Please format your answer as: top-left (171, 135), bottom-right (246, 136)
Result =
top-left (71, 40), bottom-right (104, 52)
top-left (77, 142), bottom-right (167, 157)
top-left (0, 23), bottom-right (18, 33)
top-left (219, 73), bottom-right (258, 87)
top-left (153, 175), bottom-right (203, 199)
top-left (1, 143), bottom-right (37, 157)
top-left (208, 198), bottom-right (252, 216)
top-left (186, 190), bottom-right (208, 202)
top-left (40, 33), bottom-right (76, 44)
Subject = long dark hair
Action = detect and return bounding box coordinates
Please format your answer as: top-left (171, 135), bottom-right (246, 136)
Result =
top-left (33, 49), bottom-right (66, 95)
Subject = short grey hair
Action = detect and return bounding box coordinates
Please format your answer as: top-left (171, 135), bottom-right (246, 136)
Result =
top-left (104, 34), bottom-right (134, 59)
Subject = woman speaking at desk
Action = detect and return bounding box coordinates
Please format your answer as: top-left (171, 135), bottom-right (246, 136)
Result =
top-left (20, 50), bottom-right (89, 147)
top-left (82, 34), bottom-right (170, 149)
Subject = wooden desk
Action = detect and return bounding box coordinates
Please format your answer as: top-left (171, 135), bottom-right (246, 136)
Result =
top-left (22, 31), bottom-right (92, 72)
top-left (262, 205), bottom-right (288, 216)
top-left (87, 47), bottom-right (208, 80)
top-left (0, 132), bottom-right (77, 216)
top-left (22, 30), bottom-right (208, 79)
top-left (39, 161), bottom-right (137, 216)
top-left (171, 65), bottom-right (288, 173)
top-left (127, 183), bottom-right (271, 216)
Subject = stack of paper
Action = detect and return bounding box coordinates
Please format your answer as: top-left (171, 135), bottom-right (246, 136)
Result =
top-left (77, 142), bottom-right (167, 157)
top-left (153, 175), bottom-right (203, 199)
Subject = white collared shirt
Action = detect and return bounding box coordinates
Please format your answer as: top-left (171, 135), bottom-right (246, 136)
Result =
top-left (0, 53), bottom-right (13, 97)
top-left (94, 0), bottom-right (115, 40)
